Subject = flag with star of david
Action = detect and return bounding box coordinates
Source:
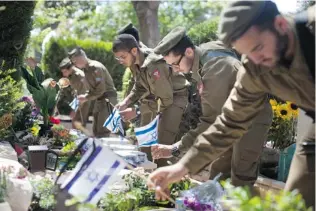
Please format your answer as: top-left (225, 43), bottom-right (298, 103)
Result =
top-left (60, 145), bottom-right (126, 204)
top-left (69, 97), bottom-right (79, 112)
top-left (103, 108), bottom-right (125, 136)
top-left (135, 115), bottom-right (159, 147)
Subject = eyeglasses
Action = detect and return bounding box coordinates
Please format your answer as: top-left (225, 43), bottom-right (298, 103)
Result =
top-left (115, 51), bottom-right (131, 62)
top-left (170, 54), bottom-right (184, 68)
top-left (115, 54), bottom-right (128, 62)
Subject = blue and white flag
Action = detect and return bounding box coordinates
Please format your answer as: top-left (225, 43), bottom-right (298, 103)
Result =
top-left (135, 115), bottom-right (159, 147)
top-left (103, 109), bottom-right (125, 136)
top-left (69, 98), bottom-right (79, 112)
top-left (61, 145), bottom-right (126, 204)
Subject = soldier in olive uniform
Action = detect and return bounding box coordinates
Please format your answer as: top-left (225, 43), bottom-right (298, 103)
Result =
top-left (151, 27), bottom-right (273, 188)
top-left (148, 1), bottom-right (315, 208)
top-left (59, 57), bottom-right (91, 128)
top-left (117, 23), bottom-right (157, 126)
top-left (68, 47), bottom-right (118, 138)
top-left (113, 34), bottom-right (189, 167)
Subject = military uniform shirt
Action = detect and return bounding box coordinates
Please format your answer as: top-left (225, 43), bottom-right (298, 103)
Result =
top-left (179, 17), bottom-right (315, 174)
top-left (84, 60), bottom-right (116, 101)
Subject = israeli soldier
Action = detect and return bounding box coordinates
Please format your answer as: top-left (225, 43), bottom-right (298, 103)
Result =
top-left (59, 57), bottom-right (91, 128)
top-left (148, 1), bottom-right (315, 208)
top-left (113, 34), bottom-right (189, 167)
top-left (68, 47), bottom-right (118, 138)
top-left (117, 23), bottom-right (157, 126)
top-left (151, 27), bottom-right (273, 189)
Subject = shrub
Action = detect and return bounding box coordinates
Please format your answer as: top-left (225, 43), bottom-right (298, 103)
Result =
top-left (0, 2), bottom-right (36, 79)
top-left (0, 68), bottom-right (24, 137)
top-left (187, 18), bottom-right (219, 45)
top-left (42, 37), bottom-right (125, 91)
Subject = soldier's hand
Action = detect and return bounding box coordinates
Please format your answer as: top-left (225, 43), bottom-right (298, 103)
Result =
top-left (77, 94), bottom-right (88, 104)
top-left (119, 108), bottom-right (137, 122)
top-left (69, 110), bottom-right (76, 118)
top-left (25, 57), bottom-right (37, 69)
top-left (151, 144), bottom-right (173, 159)
top-left (147, 163), bottom-right (189, 201)
top-left (115, 101), bottom-right (128, 111)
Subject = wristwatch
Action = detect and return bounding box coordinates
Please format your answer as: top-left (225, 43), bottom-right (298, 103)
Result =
top-left (134, 105), bottom-right (141, 116)
top-left (171, 145), bottom-right (180, 157)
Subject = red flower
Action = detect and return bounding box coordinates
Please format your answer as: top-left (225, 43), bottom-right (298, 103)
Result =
top-left (14, 144), bottom-right (24, 156)
top-left (49, 116), bottom-right (61, 124)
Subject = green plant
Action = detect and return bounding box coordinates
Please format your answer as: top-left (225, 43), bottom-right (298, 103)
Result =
top-left (0, 2), bottom-right (36, 79)
top-left (221, 180), bottom-right (312, 211)
top-left (0, 68), bottom-right (24, 137)
top-left (98, 170), bottom-right (193, 210)
top-left (31, 177), bottom-right (56, 210)
top-left (0, 168), bottom-right (8, 203)
top-left (20, 65), bottom-right (58, 127)
top-left (187, 18), bottom-right (219, 45)
top-left (268, 99), bottom-right (298, 149)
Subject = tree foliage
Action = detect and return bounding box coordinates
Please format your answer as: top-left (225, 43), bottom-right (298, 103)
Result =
top-left (27, 0), bottom-right (225, 58)
top-left (0, 2), bottom-right (36, 79)
top-left (297, 0), bottom-right (315, 12)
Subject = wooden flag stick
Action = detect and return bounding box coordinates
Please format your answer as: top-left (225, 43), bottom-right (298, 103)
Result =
top-left (152, 98), bottom-right (162, 164)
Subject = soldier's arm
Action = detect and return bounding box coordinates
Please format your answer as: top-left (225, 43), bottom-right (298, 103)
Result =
top-left (148, 62), bottom-right (173, 111)
top-left (123, 73), bottom-right (147, 106)
top-left (177, 57), bottom-right (238, 151)
top-left (178, 65), bottom-right (267, 174)
top-left (85, 67), bottom-right (106, 101)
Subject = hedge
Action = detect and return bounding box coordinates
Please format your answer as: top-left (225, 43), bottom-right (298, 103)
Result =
top-left (187, 18), bottom-right (219, 46)
top-left (0, 2), bottom-right (36, 80)
top-left (42, 37), bottom-right (125, 91)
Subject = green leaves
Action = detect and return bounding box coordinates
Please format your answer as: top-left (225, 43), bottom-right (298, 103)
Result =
top-left (221, 180), bottom-right (313, 211)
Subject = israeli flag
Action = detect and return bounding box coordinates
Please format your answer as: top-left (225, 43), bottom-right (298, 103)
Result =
top-left (69, 98), bottom-right (79, 112)
top-left (103, 109), bottom-right (125, 136)
top-left (135, 115), bottom-right (159, 147)
top-left (61, 144), bottom-right (126, 204)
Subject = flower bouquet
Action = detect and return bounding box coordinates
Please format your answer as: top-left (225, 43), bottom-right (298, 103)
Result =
top-left (268, 99), bottom-right (298, 149)
top-left (176, 174), bottom-right (224, 211)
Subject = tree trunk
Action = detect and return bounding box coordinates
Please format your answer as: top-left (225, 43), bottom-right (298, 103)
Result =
top-left (0, 2), bottom-right (36, 79)
top-left (132, 1), bottom-right (160, 48)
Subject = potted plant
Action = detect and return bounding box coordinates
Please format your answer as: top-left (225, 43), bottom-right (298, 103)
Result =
top-left (268, 99), bottom-right (298, 182)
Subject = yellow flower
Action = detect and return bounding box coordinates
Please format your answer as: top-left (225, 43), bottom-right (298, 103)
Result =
top-left (269, 99), bottom-right (278, 107)
top-left (286, 101), bottom-right (299, 118)
top-left (31, 125), bottom-right (40, 136)
top-left (275, 104), bottom-right (292, 120)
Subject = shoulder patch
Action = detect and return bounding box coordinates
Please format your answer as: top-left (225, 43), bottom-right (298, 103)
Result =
top-left (152, 69), bottom-right (160, 80)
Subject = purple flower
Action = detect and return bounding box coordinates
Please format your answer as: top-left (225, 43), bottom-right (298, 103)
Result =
top-left (21, 96), bottom-right (33, 103)
top-left (201, 204), bottom-right (214, 211)
top-left (31, 107), bottom-right (40, 117)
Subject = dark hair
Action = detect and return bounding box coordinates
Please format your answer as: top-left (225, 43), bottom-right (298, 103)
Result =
top-left (165, 35), bottom-right (195, 56)
top-left (112, 34), bottom-right (139, 53)
top-left (119, 27), bottom-right (140, 43)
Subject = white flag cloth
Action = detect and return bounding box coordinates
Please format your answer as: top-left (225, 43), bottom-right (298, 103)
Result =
top-left (60, 144), bottom-right (126, 204)
top-left (103, 109), bottom-right (125, 135)
top-left (135, 115), bottom-right (159, 147)
top-left (69, 98), bottom-right (79, 112)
